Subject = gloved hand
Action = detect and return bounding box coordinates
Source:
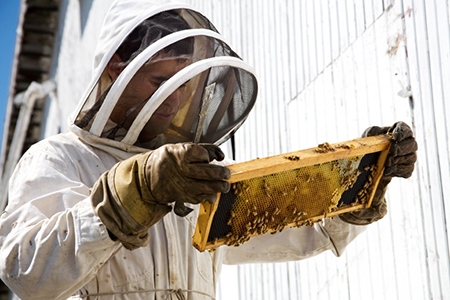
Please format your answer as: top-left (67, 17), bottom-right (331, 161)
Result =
top-left (146, 143), bottom-right (231, 216)
top-left (339, 121), bottom-right (418, 225)
top-left (91, 143), bottom-right (231, 250)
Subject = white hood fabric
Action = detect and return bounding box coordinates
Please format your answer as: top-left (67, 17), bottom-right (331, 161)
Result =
top-left (70, 0), bottom-right (258, 159)
top-left (0, 1), bottom-right (367, 299)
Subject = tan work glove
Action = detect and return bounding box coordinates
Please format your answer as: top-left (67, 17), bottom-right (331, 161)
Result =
top-left (91, 143), bottom-right (231, 250)
top-left (339, 121), bottom-right (418, 225)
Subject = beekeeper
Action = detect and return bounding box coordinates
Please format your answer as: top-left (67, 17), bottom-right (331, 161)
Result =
top-left (0, 0), bottom-right (417, 299)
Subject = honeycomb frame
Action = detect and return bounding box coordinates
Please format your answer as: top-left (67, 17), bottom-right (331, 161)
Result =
top-left (193, 135), bottom-right (391, 252)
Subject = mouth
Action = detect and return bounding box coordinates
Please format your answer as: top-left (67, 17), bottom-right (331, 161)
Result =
top-left (153, 111), bottom-right (175, 121)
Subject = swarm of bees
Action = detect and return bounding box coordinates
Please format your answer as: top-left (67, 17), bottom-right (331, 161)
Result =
top-left (357, 164), bottom-right (377, 204)
top-left (222, 197), bottom-right (309, 247)
top-left (211, 157), bottom-right (379, 249)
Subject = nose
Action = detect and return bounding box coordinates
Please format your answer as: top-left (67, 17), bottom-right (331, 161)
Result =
top-left (163, 86), bottom-right (184, 109)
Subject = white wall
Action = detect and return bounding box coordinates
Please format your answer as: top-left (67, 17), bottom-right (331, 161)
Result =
top-left (183, 1), bottom-right (449, 299)
top-left (45, 0), bottom-right (449, 299)
top-left (43, 0), bottom-right (114, 136)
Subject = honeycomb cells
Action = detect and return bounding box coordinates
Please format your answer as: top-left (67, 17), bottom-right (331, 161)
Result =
top-left (221, 156), bottom-right (365, 247)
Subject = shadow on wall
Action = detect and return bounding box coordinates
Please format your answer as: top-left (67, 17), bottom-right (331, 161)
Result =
top-left (79, 0), bottom-right (93, 34)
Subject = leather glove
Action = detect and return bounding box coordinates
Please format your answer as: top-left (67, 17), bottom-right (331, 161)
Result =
top-left (146, 143), bottom-right (231, 216)
top-left (91, 143), bottom-right (231, 250)
top-left (339, 121), bottom-right (418, 225)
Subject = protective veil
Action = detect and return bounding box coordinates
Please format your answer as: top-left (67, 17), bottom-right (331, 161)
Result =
top-left (70, 1), bottom-right (258, 155)
top-left (0, 1), bottom-right (368, 299)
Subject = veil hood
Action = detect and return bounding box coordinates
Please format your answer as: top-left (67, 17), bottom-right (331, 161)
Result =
top-left (69, 0), bottom-right (258, 158)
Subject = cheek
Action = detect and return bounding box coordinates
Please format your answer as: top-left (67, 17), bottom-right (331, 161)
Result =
top-left (165, 89), bottom-right (185, 106)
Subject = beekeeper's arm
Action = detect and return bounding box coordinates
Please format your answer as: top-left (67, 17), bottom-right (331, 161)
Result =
top-left (92, 143), bottom-right (231, 250)
top-left (0, 142), bottom-right (230, 300)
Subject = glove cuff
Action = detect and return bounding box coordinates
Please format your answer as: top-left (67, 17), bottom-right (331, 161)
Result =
top-left (110, 152), bottom-right (172, 228)
top-left (91, 172), bottom-right (150, 250)
top-left (91, 152), bottom-right (171, 250)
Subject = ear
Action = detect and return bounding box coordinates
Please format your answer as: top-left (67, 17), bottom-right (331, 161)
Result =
top-left (107, 54), bottom-right (124, 80)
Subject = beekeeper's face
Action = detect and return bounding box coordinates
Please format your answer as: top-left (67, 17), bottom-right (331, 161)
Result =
top-left (107, 53), bottom-right (191, 142)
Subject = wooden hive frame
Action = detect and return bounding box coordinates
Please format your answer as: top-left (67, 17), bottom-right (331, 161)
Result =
top-left (193, 134), bottom-right (391, 252)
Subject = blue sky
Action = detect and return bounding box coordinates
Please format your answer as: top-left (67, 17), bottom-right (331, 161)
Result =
top-left (0, 2), bottom-right (21, 151)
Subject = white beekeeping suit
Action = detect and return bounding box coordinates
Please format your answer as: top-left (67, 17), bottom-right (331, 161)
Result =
top-left (0, 0), bottom-right (371, 299)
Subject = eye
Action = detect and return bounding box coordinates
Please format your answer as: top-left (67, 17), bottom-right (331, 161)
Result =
top-left (147, 75), bottom-right (167, 88)
top-left (150, 79), bottom-right (164, 87)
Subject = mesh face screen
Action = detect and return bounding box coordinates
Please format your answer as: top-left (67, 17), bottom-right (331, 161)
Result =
top-left (193, 136), bottom-right (390, 252)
